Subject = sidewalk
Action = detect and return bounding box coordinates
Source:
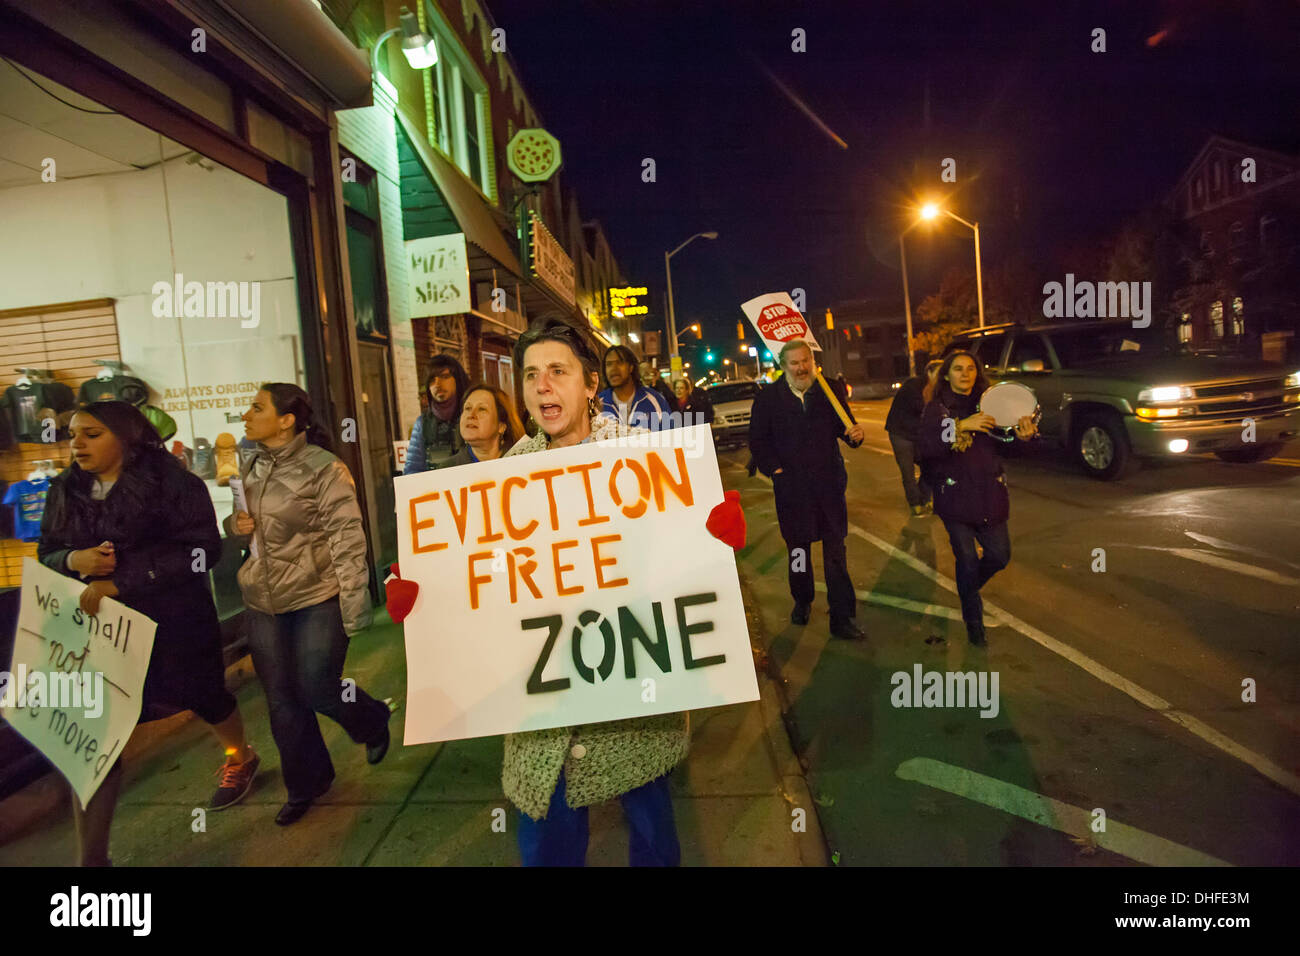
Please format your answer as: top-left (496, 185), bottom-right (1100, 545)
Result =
top-left (0, 581), bottom-right (827, 867)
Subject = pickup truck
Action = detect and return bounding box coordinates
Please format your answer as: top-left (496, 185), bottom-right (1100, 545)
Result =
top-left (947, 321), bottom-right (1300, 479)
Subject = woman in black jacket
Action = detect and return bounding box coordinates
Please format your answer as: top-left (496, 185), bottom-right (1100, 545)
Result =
top-left (38, 402), bottom-right (257, 865)
top-left (671, 377), bottom-right (714, 428)
top-left (916, 351), bottom-right (1037, 646)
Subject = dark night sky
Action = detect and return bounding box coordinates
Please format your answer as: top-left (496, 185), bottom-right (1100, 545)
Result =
top-left (487, 0), bottom-right (1300, 347)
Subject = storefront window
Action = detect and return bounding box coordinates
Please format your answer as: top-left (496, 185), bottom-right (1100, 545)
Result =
top-left (342, 157), bottom-right (389, 341)
top-left (0, 67), bottom-right (307, 621)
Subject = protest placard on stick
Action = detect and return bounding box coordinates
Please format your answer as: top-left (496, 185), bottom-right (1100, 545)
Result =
top-left (740, 291), bottom-right (853, 428)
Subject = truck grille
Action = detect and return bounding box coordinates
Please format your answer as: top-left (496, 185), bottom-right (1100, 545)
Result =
top-left (1189, 377), bottom-right (1289, 419)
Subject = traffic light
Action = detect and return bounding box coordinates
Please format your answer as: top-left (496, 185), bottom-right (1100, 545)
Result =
top-left (737, 321), bottom-right (745, 340)
top-left (705, 351), bottom-right (716, 364)
top-left (825, 308), bottom-right (834, 330)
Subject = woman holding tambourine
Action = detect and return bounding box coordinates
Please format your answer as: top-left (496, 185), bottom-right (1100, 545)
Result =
top-left (917, 350), bottom-right (1038, 646)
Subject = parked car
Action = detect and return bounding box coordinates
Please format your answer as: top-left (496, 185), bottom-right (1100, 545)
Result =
top-left (705, 379), bottom-right (762, 447)
top-left (946, 321), bottom-right (1300, 479)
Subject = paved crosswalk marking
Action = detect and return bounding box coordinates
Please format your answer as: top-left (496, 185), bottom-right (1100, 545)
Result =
top-left (849, 523), bottom-right (1300, 798)
top-left (895, 757), bottom-right (1232, 866)
top-left (813, 581), bottom-right (965, 621)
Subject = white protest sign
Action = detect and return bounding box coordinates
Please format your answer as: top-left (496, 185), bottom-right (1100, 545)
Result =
top-left (227, 478), bottom-right (258, 558)
top-left (393, 440), bottom-right (409, 471)
top-left (3, 559), bottom-right (157, 806)
top-left (740, 291), bottom-right (823, 358)
top-left (395, 423), bottom-right (757, 744)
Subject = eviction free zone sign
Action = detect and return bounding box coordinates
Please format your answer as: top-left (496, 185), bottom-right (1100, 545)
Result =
top-left (395, 424), bottom-right (758, 743)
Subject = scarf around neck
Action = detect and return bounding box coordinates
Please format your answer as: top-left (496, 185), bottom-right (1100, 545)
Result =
top-left (431, 394), bottom-right (458, 421)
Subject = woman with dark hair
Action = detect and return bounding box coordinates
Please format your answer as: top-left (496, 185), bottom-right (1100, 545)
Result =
top-left (403, 355), bottom-right (470, 474)
top-left (38, 401), bottom-right (257, 866)
top-left (226, 383), bottom-right (391, 826)
top-left (496, 317), bottom-right (689, 866)
top-left (916, 351), bottom-right (1037, 646)
top-left (433, 383), bottom-right (525, 469)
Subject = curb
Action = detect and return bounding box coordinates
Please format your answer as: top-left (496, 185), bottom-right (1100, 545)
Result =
top-left (740, 573), bottom-right (832, 866)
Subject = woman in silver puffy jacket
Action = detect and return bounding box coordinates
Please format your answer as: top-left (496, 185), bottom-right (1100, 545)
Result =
top-left (224, 383), bottom-right (392, 826)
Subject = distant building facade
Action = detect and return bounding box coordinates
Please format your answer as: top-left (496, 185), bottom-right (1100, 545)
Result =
top-left (1168, 135), bottom-right (1300, 362)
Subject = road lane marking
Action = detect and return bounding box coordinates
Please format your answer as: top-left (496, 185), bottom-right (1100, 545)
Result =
top-left (814, 581), bottom-right (966, 621)
top-left (848, 522), bottom-right (1300, 798)
top-left (895, 757), bottom-right (1232, 866)
top-left (1183, 530), bottom-right (1300, 569)
top-left (1126, 546), bottom-right (1300, 587)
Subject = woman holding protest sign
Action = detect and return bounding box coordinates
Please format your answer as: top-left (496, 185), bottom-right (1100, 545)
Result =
top-left (432, 383), bottom-right (525, 470)
top-left (38, 401), bottom-right (256, 866)
top-left (226, 384), bottom-right (392, 826)
top-left (916, 351), bottom-right (1037, 647)
top-left (428, 315), bottom-right (735, 867)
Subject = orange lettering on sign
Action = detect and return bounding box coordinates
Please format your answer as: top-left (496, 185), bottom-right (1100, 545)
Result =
top-left (444, 486), bottom-right (471, 544)
top-left (591, 534), bottom-right (628, 589)
top-left (502, 476), bottom-right (537, 540)
top-left (529, 468), bottom-right (565, 531)
top-left (567, 461), bottom-right (610, 526)
top-left (647, 448), bottom-right (694, 512)
top-left (467, 550), bottom-right (494, 609)
top-left (409, 491), bottom-right (448, 553)
top-left (608, 458), bottom-right (651, 519)
top-left (471, 480), bottom-right (503, 543)
top-left (507, 546), bottom-right (542, 603)
top-left (551, 539), bottom-right (583, 596)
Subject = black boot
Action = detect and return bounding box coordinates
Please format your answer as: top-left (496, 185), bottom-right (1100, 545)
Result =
top-left (966, 622), bottom-right (987, 647)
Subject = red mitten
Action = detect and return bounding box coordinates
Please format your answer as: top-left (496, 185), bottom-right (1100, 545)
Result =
top-left (385, 566), bottom-right (419, 623)
top-left (706, 490), bottom-right (747, 550)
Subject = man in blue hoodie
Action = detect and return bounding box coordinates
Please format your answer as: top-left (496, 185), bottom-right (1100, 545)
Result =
top-left (598, 345), bottom-right (674, 430)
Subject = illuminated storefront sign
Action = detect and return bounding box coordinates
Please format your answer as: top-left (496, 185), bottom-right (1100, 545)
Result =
top-left (525, 211), bottom-right (575, 307)
top-left (610, 285), bottom-right (649, 316)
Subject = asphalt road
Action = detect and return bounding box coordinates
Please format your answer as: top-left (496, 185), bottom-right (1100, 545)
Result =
top-left (720, 398), bottom-right (1300, 866)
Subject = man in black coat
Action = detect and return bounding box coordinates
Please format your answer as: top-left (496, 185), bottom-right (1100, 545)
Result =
top-left (748, 341), bottom-right (867, 640)
top-left (884, 358), bottom-right (942, 515)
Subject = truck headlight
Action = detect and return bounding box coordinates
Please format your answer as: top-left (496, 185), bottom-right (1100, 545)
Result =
top-left (1138, 385), bottom-right (1195, 402)
top-left (1285, 370), bottom-right (1300, 389)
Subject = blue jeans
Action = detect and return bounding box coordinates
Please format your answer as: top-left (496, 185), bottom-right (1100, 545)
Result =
top-left (941, 520), bottom-right (1011, 627)
top-left (245, 597), bottom-right (389, 802)
top-left (517, 771), bottom-right (680, 866)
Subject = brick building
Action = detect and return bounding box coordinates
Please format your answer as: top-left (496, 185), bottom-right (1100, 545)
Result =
top-left (1168, 135), bottom-right (1300, 362)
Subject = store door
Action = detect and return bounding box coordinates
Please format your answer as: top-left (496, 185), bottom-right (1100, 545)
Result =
top-left (357, 343), bottom-right (397, 571)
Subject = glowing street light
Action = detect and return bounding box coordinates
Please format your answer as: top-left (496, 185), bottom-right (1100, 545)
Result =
top-left (915, 200), bottom-right (985, 330)
top-left (675, 321), bottom-right (702, 344)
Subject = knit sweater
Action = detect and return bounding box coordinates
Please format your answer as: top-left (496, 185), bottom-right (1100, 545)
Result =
top-left (499, 412), bottom-right (691, 820)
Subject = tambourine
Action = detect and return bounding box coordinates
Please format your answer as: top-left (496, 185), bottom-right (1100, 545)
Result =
top-left (979, 381), bottom-right (1041, 442)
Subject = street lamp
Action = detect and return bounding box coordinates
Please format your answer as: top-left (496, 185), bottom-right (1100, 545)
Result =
top-left (917, 201), bottom-right (985, 330)
top-left (665, 232), bottom-right (718, 364)
top-left (675, 322), bottom-right (701, 344)
top-left (371, 6), bottom-right (438, 76)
